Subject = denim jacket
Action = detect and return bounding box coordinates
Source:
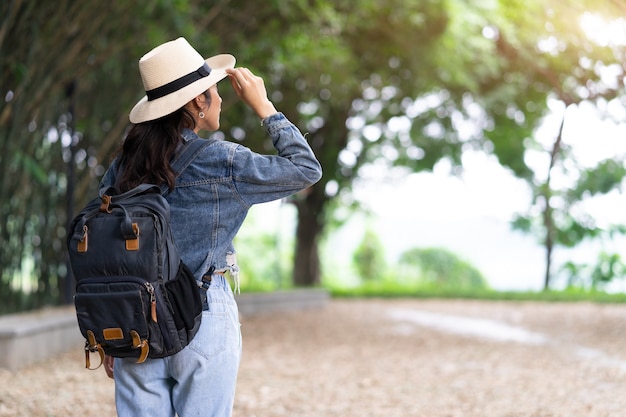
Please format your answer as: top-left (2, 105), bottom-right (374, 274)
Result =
top-left (99, 112), bottom-right (322, 288)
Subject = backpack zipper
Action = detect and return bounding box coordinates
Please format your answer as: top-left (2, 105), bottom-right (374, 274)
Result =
top-left (144, 282), bottom-right (157, 323)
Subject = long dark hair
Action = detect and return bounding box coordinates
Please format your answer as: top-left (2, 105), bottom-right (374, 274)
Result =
top-left (115, 90), bottom-right (211, 192)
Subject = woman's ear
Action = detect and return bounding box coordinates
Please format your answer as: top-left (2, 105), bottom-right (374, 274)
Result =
top-left (184, 93), bottom-right (205, 115)
top-left (194, 93), bottom-right (206, 108)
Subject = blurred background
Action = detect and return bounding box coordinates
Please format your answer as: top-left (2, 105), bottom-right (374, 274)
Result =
top-left (3, 0), bottom-right (626, 315)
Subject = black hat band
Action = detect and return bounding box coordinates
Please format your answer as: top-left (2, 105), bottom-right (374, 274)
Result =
top-left (146, 62), bottom-right (212, 101)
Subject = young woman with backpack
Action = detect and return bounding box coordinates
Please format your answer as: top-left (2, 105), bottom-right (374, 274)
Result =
top-left (98, 37), bottom-right (322, 417)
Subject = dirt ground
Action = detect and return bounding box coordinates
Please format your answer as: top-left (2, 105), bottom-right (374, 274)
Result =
top-left (1, 298), bottom-right (626, 417)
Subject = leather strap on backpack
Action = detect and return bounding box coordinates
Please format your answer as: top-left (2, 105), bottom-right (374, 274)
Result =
top-left (84, 329), bottom-right (149, 367)
top-left (84, 330), bottom-right (105, 370)
top-left (131, 330), bottom-right (150, 364)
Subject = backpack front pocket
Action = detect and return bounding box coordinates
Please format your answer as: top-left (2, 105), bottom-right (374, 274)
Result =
top-left (74, 276), bottom-right (160, 359)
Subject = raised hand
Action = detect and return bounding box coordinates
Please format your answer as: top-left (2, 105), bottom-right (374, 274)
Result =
top-left (226, 67), bottom-right (277, 120)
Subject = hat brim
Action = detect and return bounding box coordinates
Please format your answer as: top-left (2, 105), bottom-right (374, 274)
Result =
top-left (129, 54), bottom-right (236, 124)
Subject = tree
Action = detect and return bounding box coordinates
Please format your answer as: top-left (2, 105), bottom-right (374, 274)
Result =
top-left (4, 0), bottom-right (626, 313)
top-left (1, 1), bottom-right (145, 311)
top-left (492, 2), bottom-right (626, 289)
top-left (0, 1), bottom-right (211, 311)
top-left (210, 0), bottom-right (529, 286)
top-left (255, 0), bottom-right (626, 288)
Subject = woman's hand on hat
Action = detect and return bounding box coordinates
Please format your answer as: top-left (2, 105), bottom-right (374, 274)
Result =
top-left (227, 67), bottom-right (277, 120)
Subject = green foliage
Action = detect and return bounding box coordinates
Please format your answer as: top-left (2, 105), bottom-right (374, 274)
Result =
top-left (591, 252), bottom-right (626, 287)
top-left (0, 0), bottom-right (202, 310)
top-left (493, 2), bottom-right (626, 289)
top-left (512, 152), bottom-right (626, 288)
top-left (398, 247), bottom-right (488, 290)
top-left (329, 281), bottom-right (626, 304)
top-left (352, 227), bottom-right (386, 282)
top-left (233, 205), bottom-right (295, 292)
top-left (568, 159), bottom-right (626, 199)
top-left (561, 251), bottom-right (626, 290)
top-left (4, 0), bottom-right (626, 311)
top-left (234, 232), bottom-right (287, 292)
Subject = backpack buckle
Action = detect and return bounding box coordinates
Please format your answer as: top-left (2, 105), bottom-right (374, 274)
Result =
top-left (125, 223), bottom-right (140, 251)
top-left (84, 330), bottom-right (105, 370)
top-left (99, 195), bottom-right (112, 213)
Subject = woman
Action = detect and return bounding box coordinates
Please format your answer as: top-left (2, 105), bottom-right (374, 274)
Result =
top-left (99, 37), bottom-right (322, 417)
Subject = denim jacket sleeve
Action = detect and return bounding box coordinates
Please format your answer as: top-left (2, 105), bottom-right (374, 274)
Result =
top-left (232, 112), bottom-right (322, 205)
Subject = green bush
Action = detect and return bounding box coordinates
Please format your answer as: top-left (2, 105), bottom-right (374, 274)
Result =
top-left (328, 282), bottom-right (626, 303)
top-left (352, 228), bottom-right (386, 282)
top-left (398, 247), bottom-right (488, 290)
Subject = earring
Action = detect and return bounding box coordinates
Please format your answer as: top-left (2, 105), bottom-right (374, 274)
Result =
top-left (199, 111), bottom-right (205, 119)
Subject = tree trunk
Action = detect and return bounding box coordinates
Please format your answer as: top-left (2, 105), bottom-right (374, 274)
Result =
top-left (542, 110), bottom-right (566, 290)
top-left (543, 200), bottom-right (554, 290)
top-left (292, 185), bottom-right (327, 286)
top-left (284, 104), bottom-right (348, 287)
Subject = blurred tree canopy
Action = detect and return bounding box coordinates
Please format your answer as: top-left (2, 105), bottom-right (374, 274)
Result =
top-left (2, 0), bottom-right (626, 312)
top-left (0, 0), bottom-right (213, 311)
top-left (501, 1), bottom-right (626, 289)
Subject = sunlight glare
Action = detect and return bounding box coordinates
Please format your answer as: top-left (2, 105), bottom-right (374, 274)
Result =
top-left (580, 13), bottom-right (626, 47)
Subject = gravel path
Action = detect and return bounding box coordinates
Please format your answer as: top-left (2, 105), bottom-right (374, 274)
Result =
top-left (1, 298), bottom-right (626, 416)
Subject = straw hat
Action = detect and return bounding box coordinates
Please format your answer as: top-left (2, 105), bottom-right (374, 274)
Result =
top-left (129, 37), bottom-right (235, 123)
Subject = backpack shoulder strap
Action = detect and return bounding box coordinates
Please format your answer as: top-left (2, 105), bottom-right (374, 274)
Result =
top-left (161, 139), bottom-right (214, 194)
top-left (171, 138), bottom-right (214, 175)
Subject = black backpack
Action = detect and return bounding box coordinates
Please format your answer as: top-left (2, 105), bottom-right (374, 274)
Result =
top-left (67, 139), bottom-right (210, 369)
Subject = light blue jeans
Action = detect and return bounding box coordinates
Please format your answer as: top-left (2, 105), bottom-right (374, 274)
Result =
top-left (113, 275), bottom-right (242, 417)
